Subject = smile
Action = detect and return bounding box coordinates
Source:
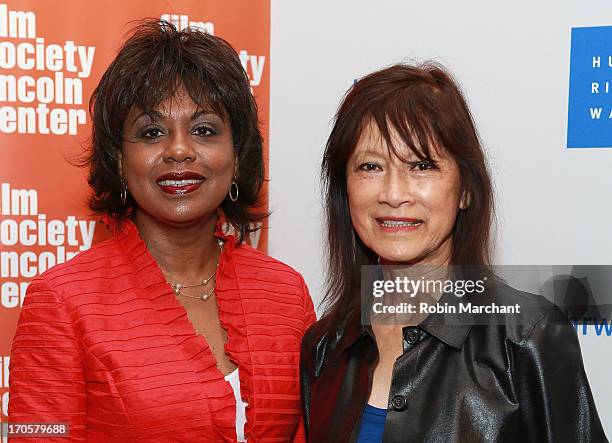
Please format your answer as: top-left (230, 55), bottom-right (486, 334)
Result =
top-left (156, 172), bottom-right (205, 195)
top-left (158, 179), bottom-right (203, 186)
top-left (376, 218), bottom-right (423, 231)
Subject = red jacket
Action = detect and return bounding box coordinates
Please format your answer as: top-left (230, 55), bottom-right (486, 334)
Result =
top-left (9, 220), bottom-right (316, 442)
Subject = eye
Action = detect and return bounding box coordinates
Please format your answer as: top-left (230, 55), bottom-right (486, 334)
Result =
top-left (139, 126), bottom-right (164, 140)
top-left (358, 162), bottom-right (382, 172)
top-left (193, 125), bottom-right (216, 137)
top-left (410, 161), bottom-right (435, 171)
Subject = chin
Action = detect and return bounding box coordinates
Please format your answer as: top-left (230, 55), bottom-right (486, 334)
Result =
top-left (147, 207), bottom-right (212, 226)
top-left (368, 240), bottom-right (416, 263)
top-left (376, 250), bottom-right (421, 265)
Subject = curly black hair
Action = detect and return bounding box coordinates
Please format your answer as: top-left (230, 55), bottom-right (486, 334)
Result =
top-left (86, 19), bottom-right (266, 242)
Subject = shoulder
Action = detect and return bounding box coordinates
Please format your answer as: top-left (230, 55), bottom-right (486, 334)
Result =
top-left (302, 314), bottom-right (334, 350)
top-left (230, 242), bottom-right (309, 290)
top-left (300, 310), bottom-right (349, 378)
top-left (40, 236), bottom-right (124, 282)
top-left (482, 277), bottom-right (573, 346)
top-left (228, 242), bottom-right (317, 328)
top-left (25, 235), bottom-right (134, 308)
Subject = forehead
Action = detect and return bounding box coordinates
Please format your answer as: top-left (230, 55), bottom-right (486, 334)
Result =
top-left (125, 87), bottom-right (223, 124)
top-left (152, 86), bottom-right (204, 112)
top-left (153, 90), bottom-right (201, 116)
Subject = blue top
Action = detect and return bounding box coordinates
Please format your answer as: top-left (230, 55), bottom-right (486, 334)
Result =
top-left (356, 404), bottom-right (387, 443)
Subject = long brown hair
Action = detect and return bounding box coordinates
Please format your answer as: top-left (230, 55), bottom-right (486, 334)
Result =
top-left (321, 63), bottom-right (494, 321)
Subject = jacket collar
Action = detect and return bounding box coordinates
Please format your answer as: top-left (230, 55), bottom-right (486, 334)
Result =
top-left (417, 288), bottom-right (473, 349)
top-left (331, 286), bottom-right (474, 362)
top-left (104, 214), bottom-right (236, 265)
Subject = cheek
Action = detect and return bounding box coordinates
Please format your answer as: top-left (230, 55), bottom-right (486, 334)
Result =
top-left (420, 176), bottom-right (461, 230)
top-left (208, 141), bottom-right (236, 178)
top-left (346, 175), bottom-right (377, 238)
top-left (122, 149), bottom-right (158, 183)
top-left (222, 154), bottom-right (236, 176)
top-left (209, 157), bottom-right (235, 199)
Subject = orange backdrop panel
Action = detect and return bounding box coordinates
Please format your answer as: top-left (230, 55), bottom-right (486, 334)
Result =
top-left (0, 0), bottom-right (270, 420)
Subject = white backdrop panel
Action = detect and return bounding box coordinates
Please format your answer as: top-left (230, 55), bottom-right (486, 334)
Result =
top-left (269, 0), bottom-right (612, 431)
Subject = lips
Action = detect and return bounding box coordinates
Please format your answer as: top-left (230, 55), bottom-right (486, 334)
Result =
top-left (376, 217), bottom-right (423, 231)
top-left (156, 171), bottom-right (205, 195)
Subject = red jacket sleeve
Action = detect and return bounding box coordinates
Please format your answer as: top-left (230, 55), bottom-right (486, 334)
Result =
top-left (292, 274), bottom-right (317, 443)
top-left (300, 275), bottom-right (317, 332)
top-left (9, 276), bottom-right (86, 442)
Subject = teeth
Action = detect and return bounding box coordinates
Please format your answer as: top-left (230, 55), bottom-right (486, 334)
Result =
top-left (380, 220), bottom-right (422, 227)
top-left (158, 179), bottom-right (202, 186)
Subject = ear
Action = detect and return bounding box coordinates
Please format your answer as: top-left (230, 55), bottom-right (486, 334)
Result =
top-left (233, 155), bottom-right (239, 179)
top-left (117, 150), bottom-right (124, 180)
top-left (459, 189), bottom-right (471, 210)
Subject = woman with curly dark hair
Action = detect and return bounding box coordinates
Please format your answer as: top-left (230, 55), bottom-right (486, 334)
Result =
top-left (9, 20), bottom-right (315, 442)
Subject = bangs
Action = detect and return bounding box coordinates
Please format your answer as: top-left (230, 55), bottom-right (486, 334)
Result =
top-left (361, 89), bottom-right (444, 166)
top-left (117, 45), bottom-right (226, 127)
top-left (95, 20), bottom-right (247, 148)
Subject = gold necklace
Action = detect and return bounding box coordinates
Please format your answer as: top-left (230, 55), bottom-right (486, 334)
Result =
top-left (170, 238), bottom-right (224, 301)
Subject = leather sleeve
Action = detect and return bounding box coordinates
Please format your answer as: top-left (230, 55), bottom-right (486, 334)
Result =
top-left (8, 276), bottom-right (87, 442)
top-left (517, 306), bottom-right (607, 442)
top-left (293, 275), bottom-right (317, 443)
top-left (299, 324), bottom-right (318, 440)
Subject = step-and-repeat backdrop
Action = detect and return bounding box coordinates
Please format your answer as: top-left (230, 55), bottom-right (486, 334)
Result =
top-left (0, 0), bottom-right (269, 424)
top-left (2, 0), bottom-right (611, 435)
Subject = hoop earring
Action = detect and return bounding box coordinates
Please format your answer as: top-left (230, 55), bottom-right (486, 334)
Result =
top-left (120, 178), bottom-right (128, 206)
top-left (229, 181), bottom-right (239, 202)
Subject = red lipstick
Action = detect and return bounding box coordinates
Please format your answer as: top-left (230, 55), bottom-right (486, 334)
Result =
top-left (156, 171), bottom-right (205, 195)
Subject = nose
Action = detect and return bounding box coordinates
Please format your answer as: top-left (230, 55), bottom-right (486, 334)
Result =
top-left (378, 169), bottom-right (415, 208)
top-left (163, 132), bottom-right (196, 163)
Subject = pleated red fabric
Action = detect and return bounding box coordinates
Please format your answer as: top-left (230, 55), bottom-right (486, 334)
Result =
top-left (9, 220), bottom-right (316, 442)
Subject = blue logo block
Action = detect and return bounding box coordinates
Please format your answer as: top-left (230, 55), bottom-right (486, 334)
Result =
top-left (567, 26), bottom-right (612, 148)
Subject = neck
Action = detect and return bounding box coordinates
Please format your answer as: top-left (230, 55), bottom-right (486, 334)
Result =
top-left (381, 260), bottom-right (450, 279)
top-left (133, 210), bottom-right (221, 285)
top-left (376, 251), bottom-right (452, 327)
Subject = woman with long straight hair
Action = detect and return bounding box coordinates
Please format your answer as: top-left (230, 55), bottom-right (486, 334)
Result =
top-left (300, 63), bottom-right (606, 442)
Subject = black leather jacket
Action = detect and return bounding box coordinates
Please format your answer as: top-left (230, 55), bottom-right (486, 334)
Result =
top-left (300, 281), bottom-right (607, 442)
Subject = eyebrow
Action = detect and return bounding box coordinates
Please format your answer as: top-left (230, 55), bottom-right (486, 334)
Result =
top-left (352, 150), bottom-right (387, 159)
top-left (352, 147), bottom-right (436, 165)
top-left (191, 109), bottom-right (224, 123)
top-left (128, 108), bottom-right (222, 128)
top-left (126, 111), bottom-right (162, 129)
